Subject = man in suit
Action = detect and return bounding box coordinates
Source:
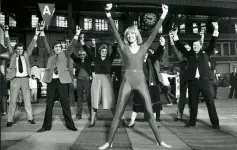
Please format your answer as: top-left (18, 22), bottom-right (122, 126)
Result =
top-left (70, 36), bottom-right (93, 120)
top-left (5, 25), bottom-right (37, 127)
top-left (171, 22), bottom-right (220, 129)
top-left (229, 67), bottom-right (237, 99)
top-left (37, 22), bottom-right (79, 132)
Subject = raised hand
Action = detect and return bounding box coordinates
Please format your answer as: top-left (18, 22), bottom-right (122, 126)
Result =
top-left (105, 3), bottom-right (113, 11)
top-left (38, 21), bottom-right (46, 31)
top-left (212, 22), bottom-right (218, 30)
top-left (162, 4), bottom-right (168, 15)
top-left (169, 32), bottom-right (175, 45)
top-left (76, 25), bottom-right (82, 36)
top-left (159, 36), bottom-right (165, 46)
top-left (80, 34), bottom-right (85, 45)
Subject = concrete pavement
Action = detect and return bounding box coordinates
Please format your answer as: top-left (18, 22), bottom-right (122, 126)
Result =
top-left (1, 87), bottom-right (236, 150)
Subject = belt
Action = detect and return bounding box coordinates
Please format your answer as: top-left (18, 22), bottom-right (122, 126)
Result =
top-left (15, 75), bottom-right (29, 78)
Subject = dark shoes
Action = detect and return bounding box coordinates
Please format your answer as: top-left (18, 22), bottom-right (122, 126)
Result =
top-left (184, 122), bottom-right (196, 128)
top-left (74, 116), bottom-right (82, 121)
top-left (28, 119), bottom-right (36, 124)
top-left (6, 122), bottom-right (12, 127)
top-left (88, 122), bottom-right (95, 128)
top-left (127, 123), bottom-right (135, 128)
top-left (67, 126), bottom-right (78, 131)
top-left (213, 125), bottom-right (220, 130)
top-left (37, 128), bottom-right (51, 133)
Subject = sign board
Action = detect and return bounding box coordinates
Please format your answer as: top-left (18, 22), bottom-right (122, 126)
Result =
top-left (38, 3), bottom-right (55, 26)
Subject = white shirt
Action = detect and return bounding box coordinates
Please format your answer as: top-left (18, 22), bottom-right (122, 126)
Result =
top-left (161, 73), bottom-right (177, 86)
top-left (195, 68), bottom-right (200, 78)
top-left (52, 72), bottom-right (59, 79)
top-left (16, 55), bottom-right (28, 77)
top-left (29, 78), bottom-right (37, 89)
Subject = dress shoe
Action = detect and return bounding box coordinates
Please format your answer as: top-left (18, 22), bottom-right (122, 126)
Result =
top-left (127, 122), bottom-right (135, 128)
top-left (28, 119), bottom-right (36, 124)
top-left (68, 127), bottom-right (78, 131)
top-left (156, 118), bottom-right (162, 122)
top-left (213, 125), bottom-right (220, 130)
top-left (173, 118), bottom-right (181, 122)
top-left (184, 122), bottom-right (195, 128)
top-left (37, 128), bottom-right (50, 133)
top-left (88, 122), bottom-right (95, 128)
top-left (74, 116), bottom-right (82, 121)
top-left (6, 122), bottom-right (12, 127)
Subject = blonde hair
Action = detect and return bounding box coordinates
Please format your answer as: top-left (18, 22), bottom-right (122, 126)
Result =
top-left (124, 26), bottom-right (143, 45)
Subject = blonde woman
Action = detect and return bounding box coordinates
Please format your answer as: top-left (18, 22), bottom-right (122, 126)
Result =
top-left (99, 3), bottom-right (171, 149)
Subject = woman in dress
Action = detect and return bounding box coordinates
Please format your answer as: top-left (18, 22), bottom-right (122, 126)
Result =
top-left (76, 38), bottom-right (118, 127)
top-left (99, 3), bottom-right (171, 149)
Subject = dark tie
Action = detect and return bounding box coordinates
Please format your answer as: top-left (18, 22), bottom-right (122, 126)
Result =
top-left (54, 54), bottom-right (58, 75)
top-left (18, 55), bottom-right (23, 73)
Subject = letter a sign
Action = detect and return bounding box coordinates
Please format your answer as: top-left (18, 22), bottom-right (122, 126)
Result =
top-left (38, 3), bottom-right (55, 26)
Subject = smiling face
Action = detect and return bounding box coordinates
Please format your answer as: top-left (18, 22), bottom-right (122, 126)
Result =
top-left (53, 44), bottom-right (62, 54)
top-left (15, 46), bottom-right (24, 55)
top-left (78, 50), bottom-right (86, 59)
top-left (193, 41), bottom-right (202, 53)
top-left (100, 48), bottom-right (108, 57)
top-left (126, 32), bottom-right (137, 44)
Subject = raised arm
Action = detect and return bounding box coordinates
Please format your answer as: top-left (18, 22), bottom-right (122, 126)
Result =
top-left (203, 22), bottom-right (219, 54)
top-left (105, 4), bottom-right (125, 50)
top-left (151, 36), bottom-right (165, 61)
top-left (109, 42), bottom-right (118, 62)
top-left (4, 26), bottom-right (14, 54)
top-left (38, 21), bottom-right (51, 56)
top-left (67, 26), bottom-right (81, 55)
top-left (172, 30), bottom-right (189, 58)
top-left (144, 4), bottom-right (168, 49)
top-left (70, 53), bottom-right (81, 64)
top-left (169, 33), bottom-right (182, 61)
top-left (26, 28), bottom-right (39, 56)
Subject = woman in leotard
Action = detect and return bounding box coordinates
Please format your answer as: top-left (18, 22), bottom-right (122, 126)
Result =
top-left (99, 3), bottom-right (172, 149)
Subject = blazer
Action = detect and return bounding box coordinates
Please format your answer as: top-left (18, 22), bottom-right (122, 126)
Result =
top-left (230, 72), bottom-right (237, 86)
top-left (174, 36), bottom-right (218, 81)
top-left (5, 36), bottom-right (37, 80)
top-left (40, 35), bottom-right (76, 84)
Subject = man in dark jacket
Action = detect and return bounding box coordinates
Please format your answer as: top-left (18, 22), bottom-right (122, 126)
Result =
top-left (229, 67), bottom-right (237, 99)
top-left (171, 22), bottom-right (220, 129)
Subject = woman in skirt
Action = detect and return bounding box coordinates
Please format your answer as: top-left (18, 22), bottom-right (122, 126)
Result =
top-left (127, 38), bottom-right (165, 128)
top-left (88, 40), bottom-right (118, 128)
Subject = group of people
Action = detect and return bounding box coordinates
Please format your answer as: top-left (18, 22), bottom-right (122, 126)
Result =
top-left (0, 2), bottom-right (228, 149)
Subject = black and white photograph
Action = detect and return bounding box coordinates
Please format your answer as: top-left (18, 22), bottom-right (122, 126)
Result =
top-left (0, 0), bottom-right (237, 150)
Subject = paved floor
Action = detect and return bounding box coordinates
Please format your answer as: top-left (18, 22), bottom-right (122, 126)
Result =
top-left (1, 87), bottom-right (237, 150)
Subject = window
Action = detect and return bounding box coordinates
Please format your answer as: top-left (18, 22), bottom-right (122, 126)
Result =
top-left (180, 23), bottom-right (185, 34)
top-left (193, 23), bottom-right (198, 33)
top-left (235, 23), bottom-right (237, 33)
top-left (134, 21), bottom-right (138, 28)
top-left (10, 39), bottom-right (17, 47)
top-left (223, 43), bottom-right (230, 56)
top-left (235, 42), bottom-right (237, 55)
top-left (0, 13), bottom-right (5, 25)
top-left (201, 23), bottom-right (206, 32)
top-left (32, 15), bottom-right (39, 28)
top-left (84, 18), bottom-right (92, 30)
top-left (95, 19), bottom-right (108, 31)
top-left (114, 20), bottom-right (119, 30)
top-left (56, 16), bottom-right (67, 28)
top-left (215, 43), bottom-right (222, 56)
top-left (9, 17), bottom-right (16, 27)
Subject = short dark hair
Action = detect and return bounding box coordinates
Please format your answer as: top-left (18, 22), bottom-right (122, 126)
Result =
top-left (52, 41), bottom-right (63, 49)
top-left (14, 43), bottom-right (24, 51)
